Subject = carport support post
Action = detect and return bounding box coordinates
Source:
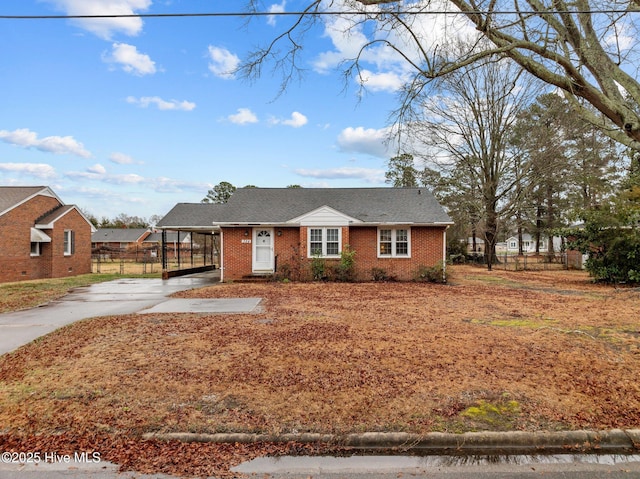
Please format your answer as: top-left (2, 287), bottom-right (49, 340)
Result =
top-left (162, 229), bottom-right (167, 271)
top-left (177, 230), bottom-right (181, 269)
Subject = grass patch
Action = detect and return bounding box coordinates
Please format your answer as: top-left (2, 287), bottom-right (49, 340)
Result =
top-left (0, 273), bottom-right (159, 313)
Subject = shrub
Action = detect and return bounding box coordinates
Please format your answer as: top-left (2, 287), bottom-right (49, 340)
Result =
top-left (371, 267), bottom-right (389, 281)
top-left (335, 246), bottom-right (356, 282)
top-left (414, 261), bottom-right (447, 283)
top-left (310, 253), bottom-right (327, 281)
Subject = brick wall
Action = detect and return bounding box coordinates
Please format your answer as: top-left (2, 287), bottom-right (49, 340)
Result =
top-left (221, 225), bottom-right (446, 282)
top-left (0, 196), bottom-right (92, 283)
top-left (49, 209), bottom-right (92, 278)
top-left (0, 195), bottom-right (60, 282)
top-left (221, 227), bottom-right (253, 281)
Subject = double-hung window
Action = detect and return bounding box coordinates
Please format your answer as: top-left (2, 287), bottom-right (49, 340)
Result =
top-left (378, 227), bottom-right (411, 258)
top-left (63, 230), bottom-right (74, 256)
top-left (308, 227), bottom-right (341, 257)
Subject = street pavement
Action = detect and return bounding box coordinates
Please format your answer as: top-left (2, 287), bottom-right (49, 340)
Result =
top-left (1, 454), bottom-right (640, 479)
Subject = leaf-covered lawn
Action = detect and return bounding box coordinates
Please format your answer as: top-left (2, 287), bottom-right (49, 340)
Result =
top-left (0, 265), bottom-right (638, 477)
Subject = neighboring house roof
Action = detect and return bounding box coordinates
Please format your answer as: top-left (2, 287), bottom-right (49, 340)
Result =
top-left (92, 228), bottom-right (150, 243)
top-left (0, 186), bottom-right (61, 217)
top-left (157, 188), bottom-right (452, 229)
top-left (0, 186), bottom-right (95, 232)
top-left (145, 231), bottom-right (191, 243)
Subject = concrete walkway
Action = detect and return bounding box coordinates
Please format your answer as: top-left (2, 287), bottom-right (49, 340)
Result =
top-left (0, 271), bottom-right (260, 356)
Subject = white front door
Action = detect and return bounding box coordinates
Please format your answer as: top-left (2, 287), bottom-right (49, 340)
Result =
top-left (252, 228), bottom-right (274, 272)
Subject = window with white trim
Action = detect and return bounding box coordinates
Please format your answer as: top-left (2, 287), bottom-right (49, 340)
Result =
top-left (378, 228), bottom-right (411, 258)
top-left (64, 230), bottom-right (74, 256)
top-left (308, 227), bottom-right (341, 257)
top-left (30, 242), bottom-right (41, 257)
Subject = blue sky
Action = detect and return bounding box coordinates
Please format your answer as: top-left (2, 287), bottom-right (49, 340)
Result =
top-left (0, 1), bottom-right (413, 221)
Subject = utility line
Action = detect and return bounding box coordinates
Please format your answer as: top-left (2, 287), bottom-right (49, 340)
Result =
top-left (0, 9), bottom-right (638, 20)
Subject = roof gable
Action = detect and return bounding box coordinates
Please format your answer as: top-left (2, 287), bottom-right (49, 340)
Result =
top-left (288, 205), bottom-right (361, 226)
top-left (0, 186), bottom-right (61, 217)
top-left (36, 205), bottom-right (97, 232)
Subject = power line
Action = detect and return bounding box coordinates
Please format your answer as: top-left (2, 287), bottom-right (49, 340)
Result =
top-left (0, 9), bottom-right (637, 20)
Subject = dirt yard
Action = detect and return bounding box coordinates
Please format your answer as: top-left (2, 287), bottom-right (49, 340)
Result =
top-left (0, 265), bottom-right (638, 476)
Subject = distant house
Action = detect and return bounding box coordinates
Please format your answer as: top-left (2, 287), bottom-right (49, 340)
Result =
top-left (0, 186), bottom-right (95, 283)
top-left (91, 228), bottom-right (151, 250)
top-left (464, 237), bottom-right (485, 254)
top-left (497, 233), bottom-right (563, 254)
top-left (144, 231), bottom-right (193, 260)
top-left (158, 187), bottom-right (453, 281)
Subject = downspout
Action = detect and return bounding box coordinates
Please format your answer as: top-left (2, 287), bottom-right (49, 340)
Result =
top-left (442, 227), bottom-right (448, 282)
top-left (219, 229), bottom-right (224, 282)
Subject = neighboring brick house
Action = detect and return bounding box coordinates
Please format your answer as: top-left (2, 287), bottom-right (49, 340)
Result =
top-left (0, 186), bottom-right (95, 283)
top-left (91, 228), bottom-right (151, 250)
top-left (158, 188), bottom-right (453, 281)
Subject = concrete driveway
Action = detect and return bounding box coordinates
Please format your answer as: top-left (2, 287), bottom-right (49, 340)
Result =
top-left (0, 271), bottom-right (259, 356)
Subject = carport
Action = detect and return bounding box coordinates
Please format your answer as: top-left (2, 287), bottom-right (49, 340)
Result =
top-left (155, 203), bottom-right (223, 279)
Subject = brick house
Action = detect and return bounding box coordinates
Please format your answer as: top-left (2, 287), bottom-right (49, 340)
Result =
top-left (0, 186), bottom-right (95, 283)
top-left (91, 228), bottom-right (151, 250)
top-left (158, 188), bottom-right (452, 281)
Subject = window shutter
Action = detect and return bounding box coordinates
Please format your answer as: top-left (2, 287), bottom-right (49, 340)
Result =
top-left (71, 230), bottom-right (75, 254)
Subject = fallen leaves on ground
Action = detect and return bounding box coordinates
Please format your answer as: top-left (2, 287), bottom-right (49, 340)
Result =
top-left (0, 265), bottom-right (638, 476)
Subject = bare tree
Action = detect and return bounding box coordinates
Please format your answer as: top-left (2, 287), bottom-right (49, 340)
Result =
top-left (407, 54), bottom-right (536, 269)
top-left (242, 0), bottom-right (640, 150)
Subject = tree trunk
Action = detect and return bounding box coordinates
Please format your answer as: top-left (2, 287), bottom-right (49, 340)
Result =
top-left (484, 207), bottom-right (498, 271)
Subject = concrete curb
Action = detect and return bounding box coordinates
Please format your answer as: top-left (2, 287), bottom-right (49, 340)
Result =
top-left (143, 429), bottom-right (640, 454)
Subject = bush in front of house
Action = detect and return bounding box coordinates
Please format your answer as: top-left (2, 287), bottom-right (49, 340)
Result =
top-left (414, 261), bottom-right (447, 283)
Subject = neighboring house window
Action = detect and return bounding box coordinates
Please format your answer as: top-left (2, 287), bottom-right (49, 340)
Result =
top-left (308, 227), bottom-right (341, 257)
top-left (64, 230), bottom-right (75, 256)
top-left (509, 241), bottom-right (516, 249)
top-left (378, 228), bottom-right (411, 258)
top-left (30, 242), bottom-right (40, 256)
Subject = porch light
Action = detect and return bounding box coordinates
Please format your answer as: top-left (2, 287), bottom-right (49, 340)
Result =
top-left (244, 230), bottom-right (249, 236)
top-left (277, 230), bottom-right (282, 236)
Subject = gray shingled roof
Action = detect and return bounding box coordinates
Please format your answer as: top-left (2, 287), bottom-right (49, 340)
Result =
top-left (92, 228), bottom-right (150, 243)
top-left (145, 231), bottom-right (191, 243)
top-left (157, 188), bottom-right (452, 229)
top-left (0, 186), bottom-right (49, 216)
top-left (156, 203), bottom-right (228, 229)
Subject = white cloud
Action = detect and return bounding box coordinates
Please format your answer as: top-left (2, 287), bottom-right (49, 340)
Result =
top-left (65, 169), bottom-right (209, 193)
top-left (267, 1), bottom-right (287, 26)
top-left (126, 96), bottom-right (196, 111)
top-left (87, 163), bottom-right (107, 175)
top-left (294, 166), bottom-right (385, 183)
top-left (358, 69), bottom-right (405, 92)
top-left (0, 128), bottom-right (92, 158)
top-left (45, 0), bottom-right (151, 40)
top-left (270, 111), bottom-right (308, 128)
top-left (228, 108), bottom-right (258, 125)
top-left (109, 152), bottom-right (140, 165)
top-left (0, 162), bottom-right (57, 179)
top-left (104, 43), bottom-right (156, 76)
top-left (336, 126), bottom-right (392, 158)
top-left (312, 0), bottom-right (475, 90)
top-left (208, 46), bottom-right (240, 79)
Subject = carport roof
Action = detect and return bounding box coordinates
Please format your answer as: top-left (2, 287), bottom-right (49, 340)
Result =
top-left (156, 203), bottom-right (227, 230)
